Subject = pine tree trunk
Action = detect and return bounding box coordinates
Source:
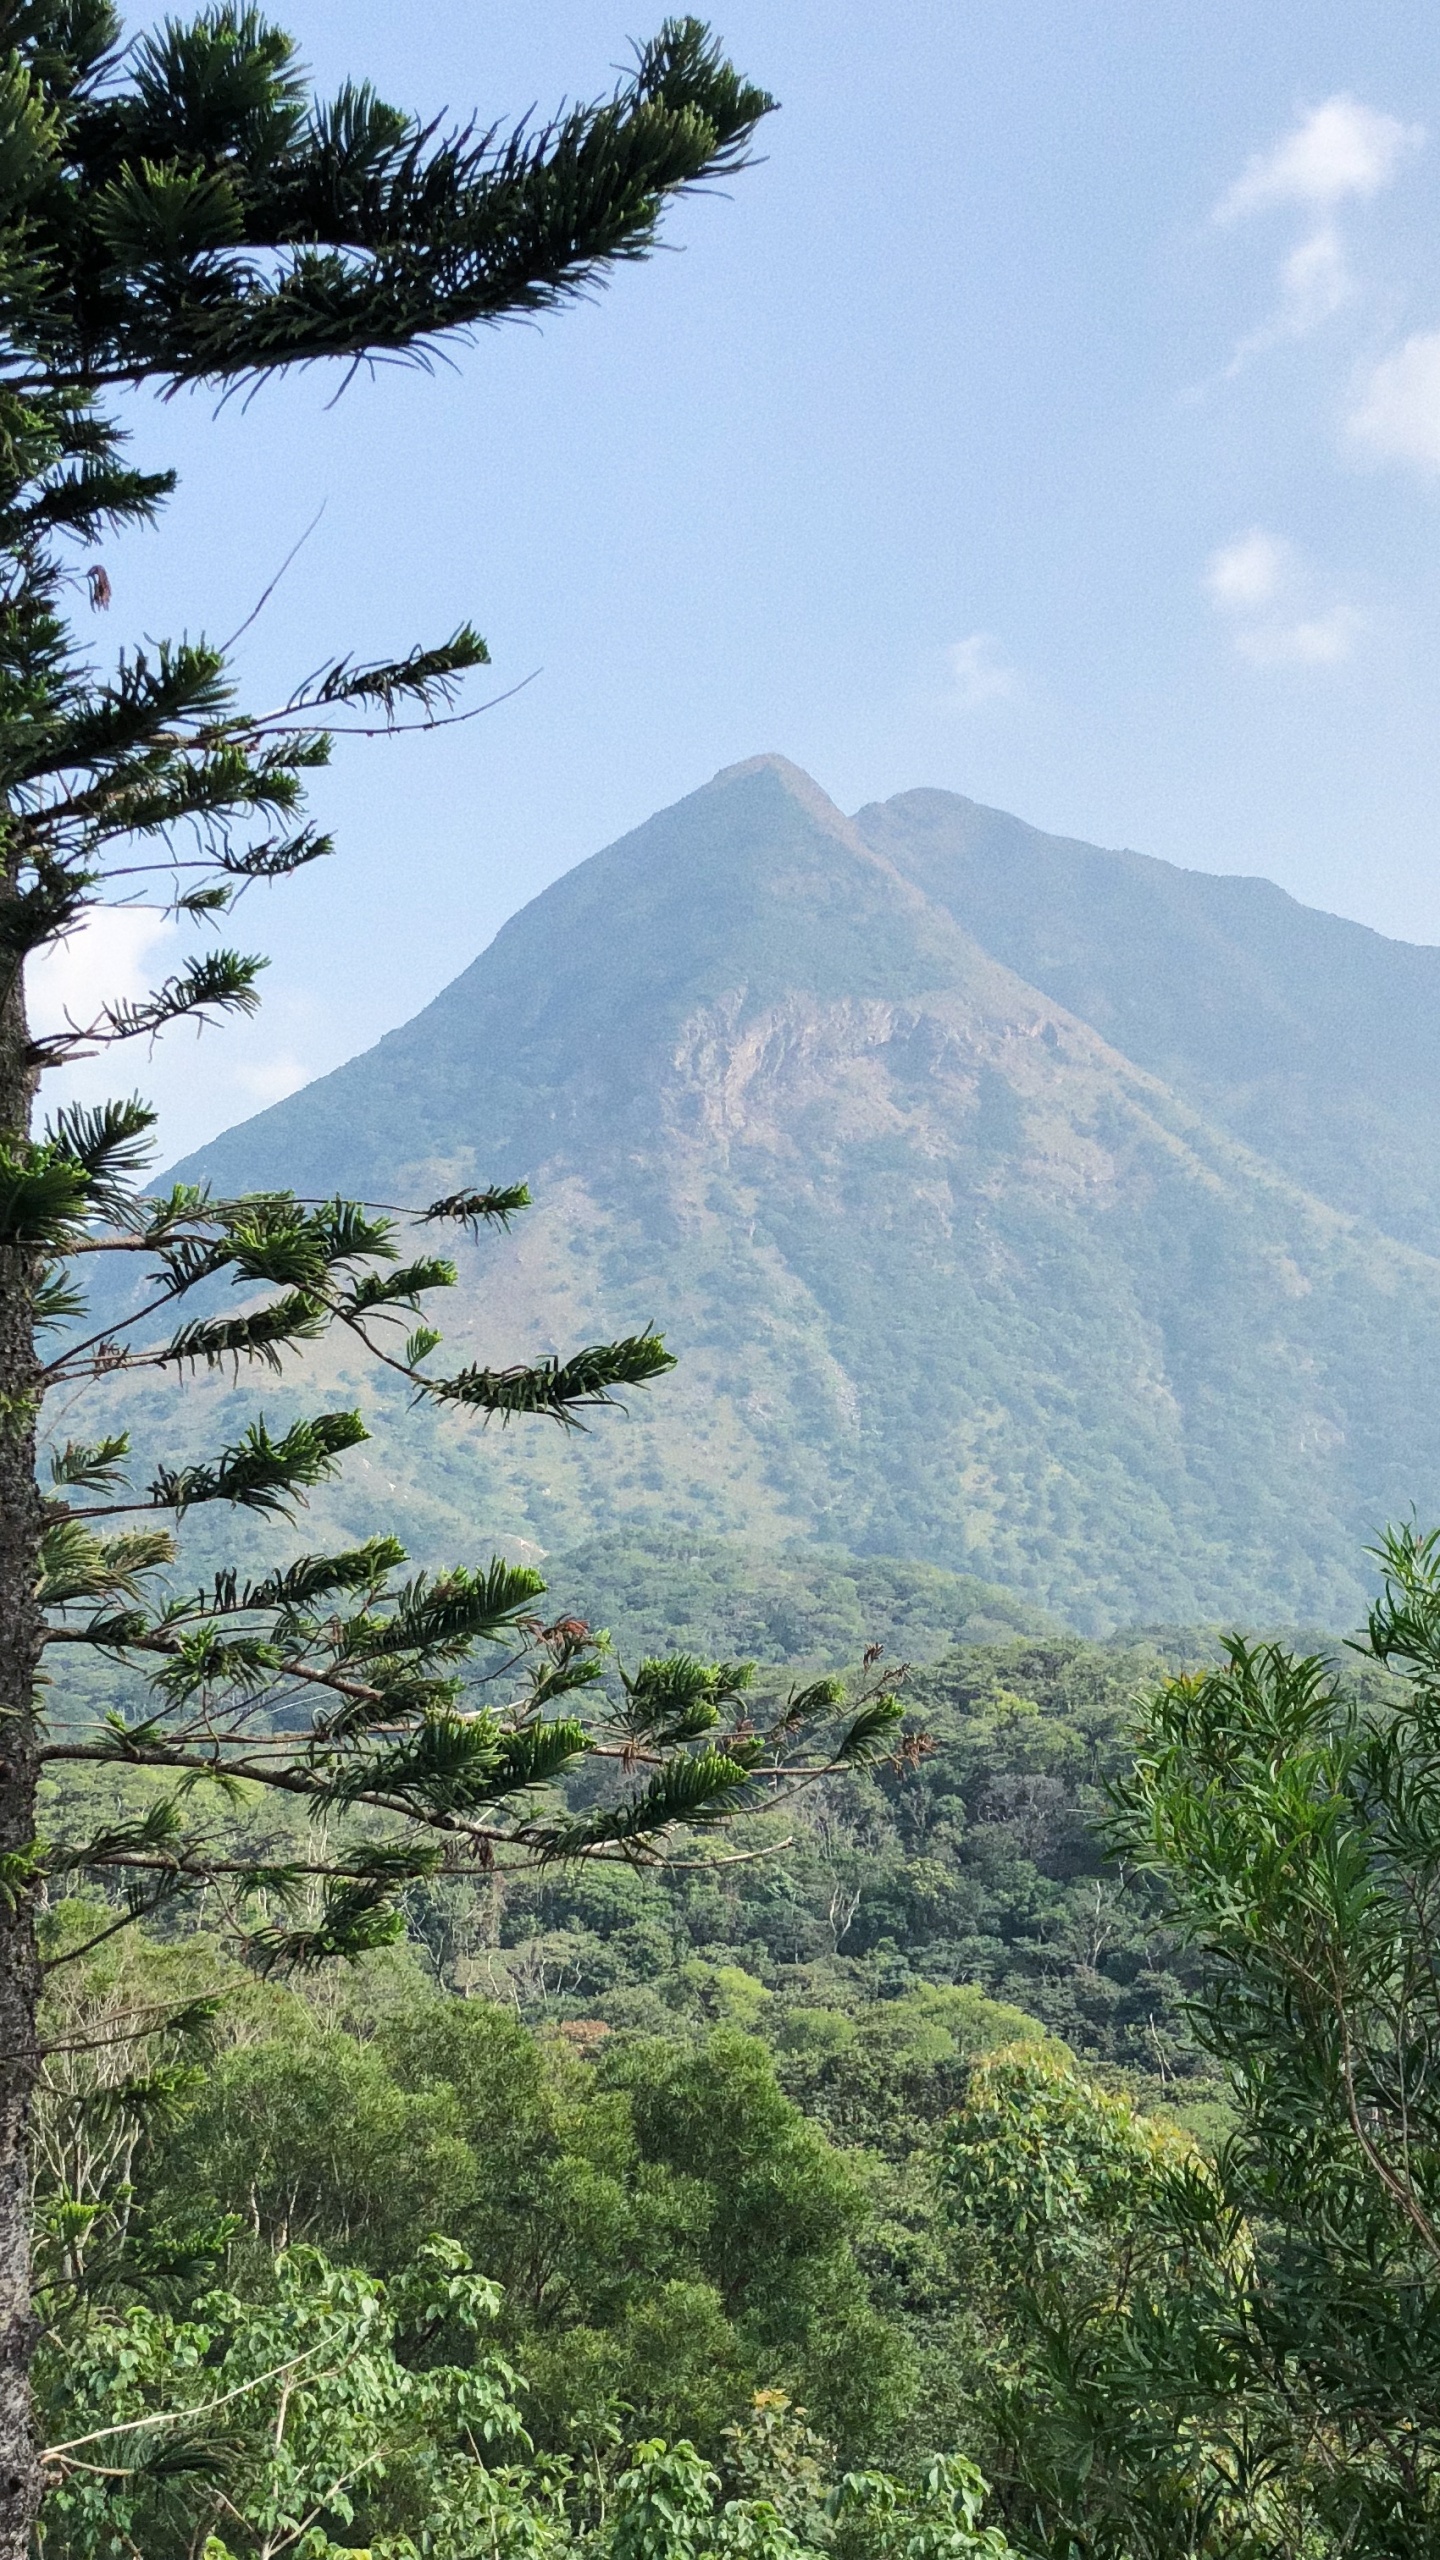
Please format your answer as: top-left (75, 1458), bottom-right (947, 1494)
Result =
top-left (0, 926), bottom-right (42, 2555)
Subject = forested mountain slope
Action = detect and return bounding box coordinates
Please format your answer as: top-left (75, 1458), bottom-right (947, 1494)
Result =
top-left (858, 784), bottom-right (1440, 1252)
top-left (161, 755), bottom-right (1440, 1629)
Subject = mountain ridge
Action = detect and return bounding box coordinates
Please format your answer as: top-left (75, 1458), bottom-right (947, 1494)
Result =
top-left (858, 783), bottom-right (1440, 1252)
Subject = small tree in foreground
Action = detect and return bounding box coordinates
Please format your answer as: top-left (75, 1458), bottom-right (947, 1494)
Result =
top-left (1107, 1523), bottom-right (1440, 2556)
top-left (941, 2043), bottom-right (1268, 2560)
top-left (0, 8), bottom-right (907, 2548)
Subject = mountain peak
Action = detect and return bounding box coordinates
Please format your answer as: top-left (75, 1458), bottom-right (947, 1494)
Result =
top-left (704, 751), bottom-right (879, 858)
top-left (709, 750), bottom-right (813, 787)
top-left (709, 750), bottom-right (834, 805)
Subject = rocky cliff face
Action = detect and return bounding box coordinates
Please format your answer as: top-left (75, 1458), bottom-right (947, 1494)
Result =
top-left (154, 755), bottom-right (1440, 1629)
top-left (859, 782), bottom-right (1440, 1253)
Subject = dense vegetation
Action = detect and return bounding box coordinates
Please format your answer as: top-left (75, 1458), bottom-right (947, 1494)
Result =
top-left (542, 1534), bottom-right (1048, 1673)
top-left (444, 1621), bottom-right (1208, 2087)
top-left (40, 1520), bottom-right (1440, 2554)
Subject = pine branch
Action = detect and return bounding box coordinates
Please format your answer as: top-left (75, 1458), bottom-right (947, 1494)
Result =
top-left (335, 1559), bottom-right (545, 1662)
top-left (89, 946), bottom-right (264, 1043)
top-left (425, 1330), bottom-right (676, 1425)
top-left (527, 1746), bottom-right (753, 1864)
top-left (48, 1432), bottom-right (130, 1493)
top-left (42, 1094), bottom-right (155, 1211)
top-left (147, 1292), bottom-right (328, 1375)
top-left (226, 1538), bottom-right (408, 1617)
top-left (0, 17), bottom-right (777, 389)
top-left (215, 823), bottom-right (330, 879)
top-left (37, 1520), bottom-right (172, 1606)
top-left (144, 1410), bottom-right (367, 1518)
top-left (328, 1711), bottom-right (589, 1818)
top-left (297, 627), bottom-right (488, 716)
top-left (614, 1652), bottom-right (754, 1749)
top-left (421, 1184), bottom-right (531, 1233)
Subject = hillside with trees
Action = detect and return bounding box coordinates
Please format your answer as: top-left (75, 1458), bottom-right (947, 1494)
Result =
top-left (34, 1526), bottom-right (1440, 2554)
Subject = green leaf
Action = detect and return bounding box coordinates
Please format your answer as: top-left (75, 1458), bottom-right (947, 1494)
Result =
top-left (153, 1291), bottom-right (328, 1374)
top-left (232, 1538), bottom-right (408, 1615)
top-left (97, 948), bottom-right (264, 1043)
top-left (306, 626), bottom-right (490, 715)
top-left (0, 1141), bottom-right (91, 1245)
top-left (44, 1095), bottom-right (156, 1210)
top-left (618, 1653), bottom-right (754, 1747)
top-left (91, 157), bottom-right (247, 264)
top-left (341, 1254), bottom-right (455, 1315)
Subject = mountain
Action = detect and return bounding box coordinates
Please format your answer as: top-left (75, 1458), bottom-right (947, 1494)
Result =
top-left (857, 788), bottom-right (1440, 1256)
top-left (158, 755), bottom-right (1440, 1632)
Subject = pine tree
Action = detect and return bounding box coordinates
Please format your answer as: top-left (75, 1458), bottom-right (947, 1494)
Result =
top-left (0, 12), bottom-right (905, 2545)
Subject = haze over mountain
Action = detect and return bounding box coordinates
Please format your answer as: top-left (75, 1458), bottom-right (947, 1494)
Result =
top-left (165, 756), bottom-right (1440, 1630)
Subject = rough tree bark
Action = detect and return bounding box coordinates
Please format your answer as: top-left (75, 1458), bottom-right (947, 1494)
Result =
top-left (0, 894), bottom-right (42, 2554)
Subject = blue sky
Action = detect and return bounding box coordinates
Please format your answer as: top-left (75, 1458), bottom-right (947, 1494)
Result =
top-left (34, 0), bottom-right (1440, 1157)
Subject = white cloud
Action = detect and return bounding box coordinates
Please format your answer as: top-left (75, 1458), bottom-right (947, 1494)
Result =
top-left (944, 633), bottom-right (1021, 708)
top-left (1234, 606), bottom-right (1363, 666)
top-left (1276, 222), bottom-right (1352, 329)
top-left (1348, 329), bottom-right (1440, 473)
top-left (1210, 97), bottom-right (1422, 376)
top-left (233, 1052), bottom-right (312, 1108)
top-left (1216, 96), bottom-right (1423, 222)
top-left (1203, 531), bottom-right (1361, 668)
top-left (1204, 529), bottom-right (1290, 610)
top-left (1220, 225), bottom-right (1353, 373)
top-left (26, 904), bottom-right (177, 1041)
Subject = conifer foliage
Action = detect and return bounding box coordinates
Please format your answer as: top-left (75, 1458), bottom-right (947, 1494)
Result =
top-left (0, 10), bottom-right (908, 2548)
